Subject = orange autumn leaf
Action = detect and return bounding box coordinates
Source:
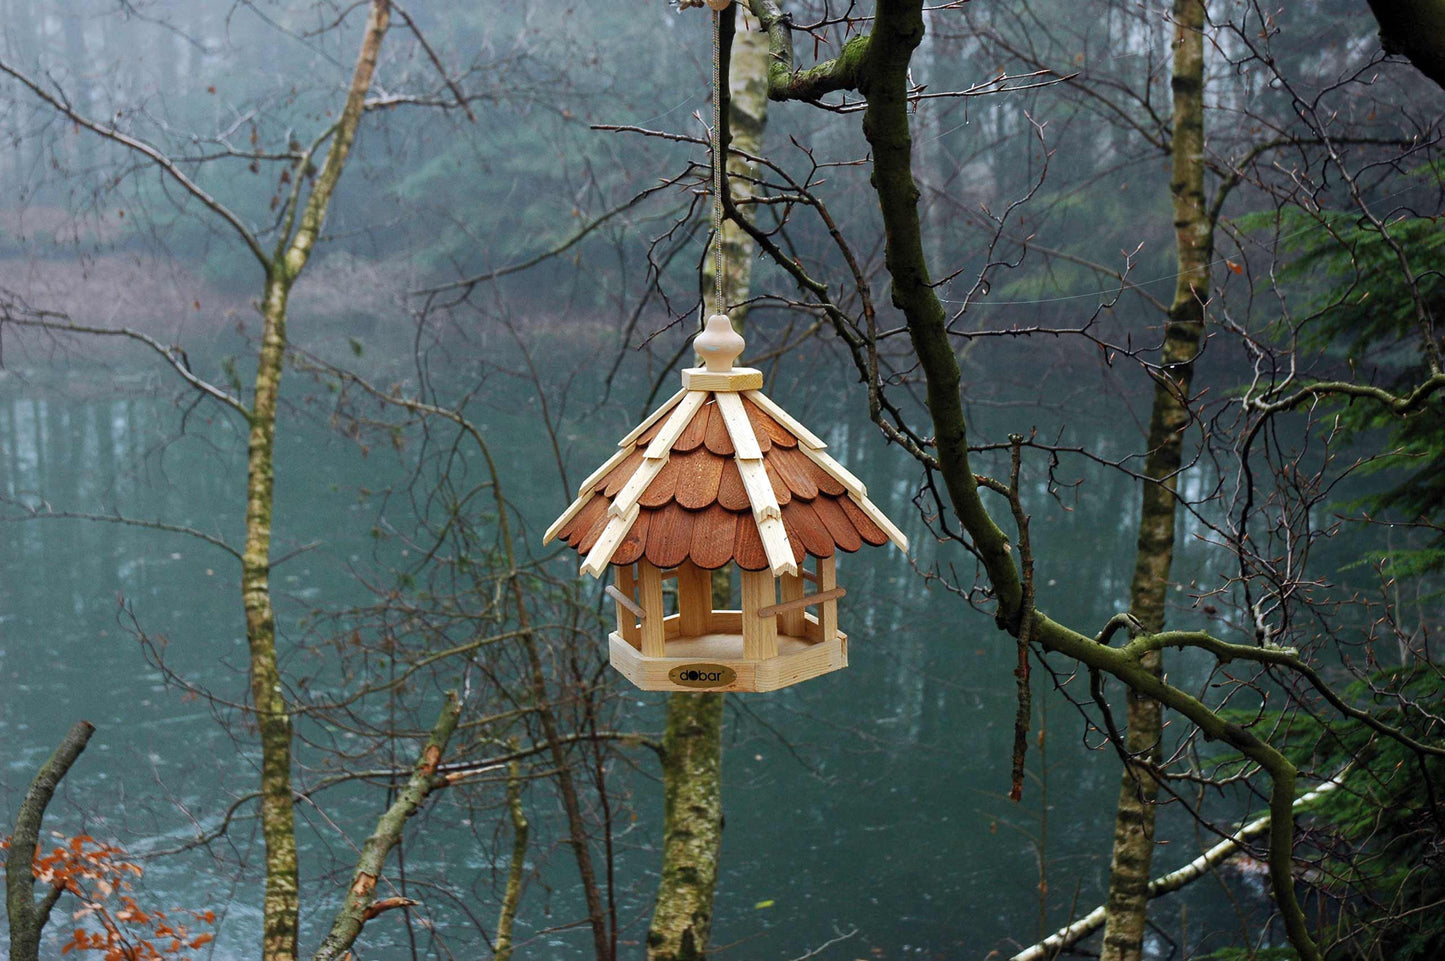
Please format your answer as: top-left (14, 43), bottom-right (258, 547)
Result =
top-left (3, 833), bottom-right (215, 961)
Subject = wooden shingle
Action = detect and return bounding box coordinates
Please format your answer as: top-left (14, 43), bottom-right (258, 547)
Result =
top-left (812, 496), bottom-right (862, 553)
top-left (674, 449), bottom-right (725, 510)
top-left (690, 506), bottom-right (738, 569)
top-left (550, 369), bottom-right (906, 575)
top-left (646, 502), bottom-right (696, 569)
top-left (703, 401), bottom-right (735, 455)
top-left (610, 510), bottom-right (651, 566)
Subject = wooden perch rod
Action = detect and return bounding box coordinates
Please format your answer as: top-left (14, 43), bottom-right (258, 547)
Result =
top-left (606, 585), bottom-right (647, 620)
top-left (756, 586), bottom-right (845, 619)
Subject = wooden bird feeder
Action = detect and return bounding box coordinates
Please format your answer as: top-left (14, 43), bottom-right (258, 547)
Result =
top-left (545, 315), bottom-right (908, 692)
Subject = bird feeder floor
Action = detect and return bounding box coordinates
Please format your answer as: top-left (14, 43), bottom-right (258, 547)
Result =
top-left (608, 611), bottom-right (847, 692)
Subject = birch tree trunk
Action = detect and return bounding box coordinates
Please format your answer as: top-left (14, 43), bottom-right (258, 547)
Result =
top-left (709, 3), bottom-right (768, 328)
top-left (648, 692), bottom-right (727, 961)
top-left (1014, 773), bottom-right (1344, 961)
top-left (1099, 4), bottom-right (1209, 959)
top-left (241, 5), bottom-right (391, 959)
top-left (648, 8), bottom-right (769, 960)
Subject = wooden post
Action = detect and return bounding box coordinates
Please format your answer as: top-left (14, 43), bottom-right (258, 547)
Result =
top-left (678, 560), bottom-right (713, 637)
top-left (818, 555), bottom-right (838, 642)
top-left (614, 564), bottom-right (641, 649)
top-left (778, 571), bottom-right (806, 636)
top-left (740, 568), bottom-right (778, 660)
top-left (639, 563), bottom-right (667, 657)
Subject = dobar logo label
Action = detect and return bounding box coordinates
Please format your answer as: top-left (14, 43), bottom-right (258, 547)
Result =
top-left (668, 664), bottom-right (737, 688)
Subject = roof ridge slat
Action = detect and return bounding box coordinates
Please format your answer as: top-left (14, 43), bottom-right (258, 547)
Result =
top-left (756, 515), bottom-right (799, 576)
top-left (797, 445), bottom-right (868, 499)
top-left (580, 502), bottom-right (640, 577)
top-left (544, 489), bottom-right (592, 545)
top-left (575, 445), bottom-right (634, 498)
top-left (713, 392), bottom-right (763, 460)
top-left (609, 457), bottom-right (668, 519)
top-left (742, 390), bottom-right (829, 449)
top-left (736, 458), bottom-right (781, 523)
top-left (617, 387), bottom-right (688, 448)
top-left (643, 391), bottom-right (709, 460)
top-left (846, 491), bottom-right (909, 553)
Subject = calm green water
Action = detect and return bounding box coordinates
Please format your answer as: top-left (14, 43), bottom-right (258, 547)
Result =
top-left (0, 345), bottom-right (1275, 959)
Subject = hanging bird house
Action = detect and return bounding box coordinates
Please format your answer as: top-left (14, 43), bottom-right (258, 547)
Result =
top-left (544, 315), bottom-right (908, 692)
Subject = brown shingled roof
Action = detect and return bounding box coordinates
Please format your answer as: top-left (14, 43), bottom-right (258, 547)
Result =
top-left (545, 384), bottom-right (907, 578)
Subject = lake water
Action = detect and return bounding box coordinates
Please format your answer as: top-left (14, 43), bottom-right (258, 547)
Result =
top-left (0, 335), bottom-right (1279, 959)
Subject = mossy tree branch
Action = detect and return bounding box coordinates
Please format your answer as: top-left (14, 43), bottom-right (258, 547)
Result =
top-left (748, 0), bottom-right (868, 101)
top-left (753, 3), bottom-right (1323, 958)
top-left (6, 721), bottom-right (94, 961)
top-left (311, 693), bottom-right (461, 961)
top-left (492, 755), bottom-right (529, 961)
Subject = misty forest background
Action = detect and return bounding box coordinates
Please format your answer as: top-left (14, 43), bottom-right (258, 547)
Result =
top-left (1, 1), bottom-right (1443, 960)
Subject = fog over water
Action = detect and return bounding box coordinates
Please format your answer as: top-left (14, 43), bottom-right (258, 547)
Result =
top-left (0, 1), bottom-right (1435, 958)
top-left (0, 352), bottom-right (1272, 958)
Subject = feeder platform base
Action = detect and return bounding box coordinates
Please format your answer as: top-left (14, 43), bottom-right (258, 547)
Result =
top-left (609, 616), bottom-right (847, 693)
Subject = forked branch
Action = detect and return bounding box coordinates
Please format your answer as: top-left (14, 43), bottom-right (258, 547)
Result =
top-left (6, 721), bottom-right (95, 961)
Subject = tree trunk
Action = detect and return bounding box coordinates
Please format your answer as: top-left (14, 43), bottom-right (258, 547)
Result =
top-left (647, 693), bottom-right (727, 961)
top-left (241, 6), bottom-right (392, 959)
top-left (245, 270), bottom-right (302, 961)
top-left (6, 721), bottom-right (94, 961)
top-left (1099, 3), bottom-right (1209, 959)
top-left (704, 3), bottom-right (769, 327)
top-left (648, 11), bottom-right (768, 960)
top-left (748, 4), bottom-right (1321, 958)
top-left (1365, 0), bottom-right (1445, 90)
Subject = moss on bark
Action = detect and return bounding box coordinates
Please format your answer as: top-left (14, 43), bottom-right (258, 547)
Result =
top-left (651, 11), bottom-right (769, 954)
top-left (756, 3), bottom-right (1321, 959)
top-left (648, 693), bottom-right (726, 961)
top-left (1100, 3), bottom-right (1210, 959)
top-left (242, 6), bottom-right (392, 958)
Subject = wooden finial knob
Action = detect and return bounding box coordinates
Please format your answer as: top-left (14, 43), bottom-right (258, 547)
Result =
top-left (695, 313), bottom-right (745, 372)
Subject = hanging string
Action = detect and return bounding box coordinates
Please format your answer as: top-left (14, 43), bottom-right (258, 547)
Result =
top-left (711, 5), bottom-right (724, 315)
